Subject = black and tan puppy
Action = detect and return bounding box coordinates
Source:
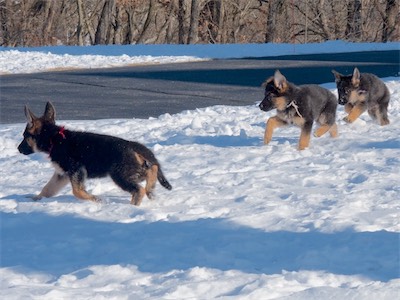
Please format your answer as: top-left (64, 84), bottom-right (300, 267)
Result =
top-left (18, 102), bottom-right (172, 206)
top-left (259, 70), bottom-right (338, 150)
top-left (332, 67), bottom-right (390, 125)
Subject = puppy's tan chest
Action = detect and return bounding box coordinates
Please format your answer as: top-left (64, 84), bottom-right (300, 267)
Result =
top-left (276, 110), bottom-right (305, 126)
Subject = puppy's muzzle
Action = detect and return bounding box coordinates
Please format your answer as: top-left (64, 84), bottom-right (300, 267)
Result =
top-left (259, 101), bottom-right (273, 112)
top-left (338, 97), bottom-right (347, 105)
top-left (18, 140), bottom-right (34, 155)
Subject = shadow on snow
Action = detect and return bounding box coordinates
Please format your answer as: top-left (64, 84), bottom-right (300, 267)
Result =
top-left (1, 211), bottom-right (398, 282)
top-left (154, 132), bottom-right (261, 148)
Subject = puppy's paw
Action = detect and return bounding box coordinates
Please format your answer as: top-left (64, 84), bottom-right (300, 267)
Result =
top-left (29, 194), bottom-right (43, 201)
top-left (343, 116), bottom-right (353, 123)
top-left (91, 196), bottom-right (102, 203)
top-left (380, 118), bottom-right (390, 126)
top-left (146, 192), bottom-right (155, 200)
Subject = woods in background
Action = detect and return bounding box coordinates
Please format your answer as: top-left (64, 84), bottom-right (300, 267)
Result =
top-left (0, 0), bottom-right (398, 47)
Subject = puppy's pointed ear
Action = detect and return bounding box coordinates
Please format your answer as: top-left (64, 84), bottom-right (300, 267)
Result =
top-left (352, 67), bottom-right (360, 87)
top-left (43, 102), bottom-right (56, 124)
top-left (332, 70), bottom-right (342, 82)
top-left (262, 76), bottom-right (274, 87)
top-left (273, 70), bottom-right (288, 92)
top-left (24, 105), bottom-right (36, 128)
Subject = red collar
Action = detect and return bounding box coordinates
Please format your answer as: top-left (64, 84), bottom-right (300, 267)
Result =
top-left (49, 127), bottom-right (66, 155)
top-left (58, 126), bottom-right (66, 139)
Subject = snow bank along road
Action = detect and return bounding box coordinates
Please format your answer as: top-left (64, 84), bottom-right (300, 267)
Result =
top-left (1, 50), bottom-right (398, 124)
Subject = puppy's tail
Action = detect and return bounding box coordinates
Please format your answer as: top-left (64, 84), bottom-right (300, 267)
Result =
top-left (157, 167), bottom-right (172, 190)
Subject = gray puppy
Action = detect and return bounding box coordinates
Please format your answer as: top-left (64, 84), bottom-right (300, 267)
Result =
top-left (332, 67), bottom-right (390, 125)
top-left (259, 70), bottom-right (338, 150)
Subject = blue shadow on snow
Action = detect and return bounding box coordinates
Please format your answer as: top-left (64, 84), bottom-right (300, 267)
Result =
top-left (155, 133), bottom-right (261, 148)
top-left (1, 211), bottom-right (398, 282)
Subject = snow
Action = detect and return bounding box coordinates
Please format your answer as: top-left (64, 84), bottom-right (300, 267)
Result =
top-left (1, 41), bottom-right (399, 299)
top-left (1, 40), bottom-right (399, 74)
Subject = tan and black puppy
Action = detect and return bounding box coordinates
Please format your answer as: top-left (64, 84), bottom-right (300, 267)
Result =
top-left (18, 102), bottom-right (172, 206)
top-left (259, 70), bottom-right (338, 150)
top-left (332, 67), bottom-right (390, 125)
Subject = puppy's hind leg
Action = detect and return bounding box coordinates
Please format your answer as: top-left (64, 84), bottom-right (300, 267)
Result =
top-left (33, 171), bottom-right (69, 200)
top-left (314, 123), bottom-right (338, 138)
top-left (110, 173), bottom-right (146, 206)
top-left (328, 123), bottom-right (338, 138)
top-left (145, 164), bottom-right (158, 200)
top-left (70, 169), bottom-right (100, 202)
top-left (299, 122), bottom-right (313, 150)
top-left (314, 124), bottom-right (331, 138)
top-left (377, 94), bottom-right (390, 126)
top-left (378, 111), bottom-right (390, 126)
top-left (131, 187), bottom-right (146, 206)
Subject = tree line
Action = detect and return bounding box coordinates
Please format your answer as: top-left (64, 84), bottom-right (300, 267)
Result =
top-left (0, 0), bottom-right (398, 47)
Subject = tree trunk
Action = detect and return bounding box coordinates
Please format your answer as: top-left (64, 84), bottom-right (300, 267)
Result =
top-left (217, 0), bottom-right (225, 43)
top-left (265, 0), bottom-right (283, 42)
top-left (137, 0), bottom-right (157, 44)
top-left (114, 4), bottom-right (124, 44)
top-left (178, 0), bottom-right (185, 43)
top-left (94, 0), bottom-right (116, 45)
top-left (318, 0), bottom-right (334, 40)
top-left (165, 0), bottom-right (176, 43)
top-left (345, 0), bottom-right (362, 40)
top-left (42, 1), bottom-right (57, 45)
top-left (187, 0), bottom-right (199, 44)
top-left (382, 0), bottom-right (397, 42)
top-left (0, 0), bottom-right (10, 46)
top-left (76, 0), bottom-right (85, 45)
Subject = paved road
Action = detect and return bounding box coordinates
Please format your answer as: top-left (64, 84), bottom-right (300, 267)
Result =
top-left (1, 50), bottom-right (398, 124)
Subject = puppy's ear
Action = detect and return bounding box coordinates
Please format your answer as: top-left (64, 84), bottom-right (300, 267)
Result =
top-left (331, 70), bottom-right (342, 82)
top-left (273, 70), bottom-right (288, 92)
top-left (43, 102), bottom-right (56, 124)
top-left (262, 76), bottom-right (274, 87)
top-left (352, 67), bottom-right (360, 87)
top-left (24, 105), bottom-right (36, 128)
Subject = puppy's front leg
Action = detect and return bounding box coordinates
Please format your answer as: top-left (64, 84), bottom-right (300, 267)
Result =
top-left (33, 171), bottom-right (69, 200)
top-left (344, 103), bottom-right (353, 114)
top-left (264, 116), bottom-right (286, 145)
top-left (344, 102), bottom-right (367, 123)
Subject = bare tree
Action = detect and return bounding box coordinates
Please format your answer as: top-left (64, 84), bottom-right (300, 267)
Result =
top-left (382, 0), bottom-right (398, 42)
top-left (95, 0), bottom-right (116, 44)
top-left (178, 0), bottom-right (185, 43)
top-left (187, 0), bottom-right (199, 44)
top-left (136, 0), bottom-right (157, 43)
top-left (0, 0), bottom-right (11, 46)
top-left (0, 0), bottom-right (398, 47)
top-left (76, 0), bottom-right (86, 45)
top-left (265, 0), bottom-right (283, 42)
top-left (199, 0), bottom-right (223, 43)
top-left (345, 0), bottom-right (362, 40)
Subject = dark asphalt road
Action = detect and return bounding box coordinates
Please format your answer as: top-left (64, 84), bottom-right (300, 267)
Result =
top-left (1, 50), bottom-right (398, 124)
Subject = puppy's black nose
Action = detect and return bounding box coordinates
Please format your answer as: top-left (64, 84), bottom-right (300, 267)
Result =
top-left (18, 141), bottom-right (33, 155)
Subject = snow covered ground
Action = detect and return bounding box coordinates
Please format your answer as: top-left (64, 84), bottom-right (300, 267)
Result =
top-left (1, 41), bottom-right (399, 299)
top-left (1, 40), bottom-right (399, 74)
